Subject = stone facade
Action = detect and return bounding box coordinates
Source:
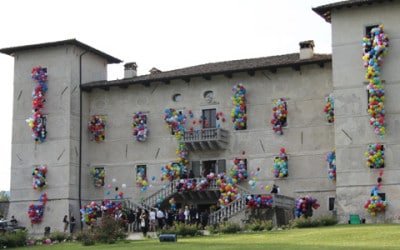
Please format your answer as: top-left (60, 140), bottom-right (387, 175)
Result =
top-left (1, 0), bottom-right (400, 236)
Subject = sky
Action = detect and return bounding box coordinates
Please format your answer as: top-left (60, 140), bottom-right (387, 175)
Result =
top-left (0, 0), bottom-right (336, 191)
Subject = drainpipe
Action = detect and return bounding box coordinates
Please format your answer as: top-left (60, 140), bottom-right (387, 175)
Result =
top-left (79, 51), bottom-right (88, 230)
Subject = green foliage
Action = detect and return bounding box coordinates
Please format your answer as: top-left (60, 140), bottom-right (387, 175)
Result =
top-left (245, 220), bottom-right (273, 231)
top-left (0, 191), bottom-right (9, 201)
top-left (0, 229), bottom-right (28, 248)
top-left (49, 231), bottom-right (69, 242)
top-left (76, 231), bottom-right (95, 246)
top-left (319, 216), bottom-right (339, 226)
top-left (295, 216), bottom-right (338, 228)
top-left (219, 222), bottom-right (241, 234)
top-left (159, 222), bottom-right (202, 237)
top-left (92, 215), bottom-right (128, 243)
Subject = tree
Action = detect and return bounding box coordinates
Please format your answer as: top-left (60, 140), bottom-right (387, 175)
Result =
top-left (0, 191), bottom-right (9, 201)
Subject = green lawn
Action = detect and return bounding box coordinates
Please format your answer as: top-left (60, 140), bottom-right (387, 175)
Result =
top-left (19, 224), bottom-right (400, 250)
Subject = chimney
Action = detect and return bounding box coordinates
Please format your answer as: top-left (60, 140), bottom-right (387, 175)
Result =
top-left (149, 67), bottom-right (162, 74)
top-left (124, 62), bottom-right (138, 78)
top-left (299, 40), bottom-right (315, 60)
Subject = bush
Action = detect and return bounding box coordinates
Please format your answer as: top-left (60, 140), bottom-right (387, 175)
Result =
top-left (93, 215), bottom-right (128, 243)
top-left (219, 222), bottom-right (241, 234)
top-left (159, 222), bottom-right (201, 237)
top-left (49, 231), bottom-right (68, 242)
top-left (247, 220), bottom-right (273, 231)
top-left (0, 230), bottom-right (28, 248)
top-left (296, 217), bottom-right (321, 228)
top-left (319, 216), bottom-right (339, 226)
top-left (76, 231), bottom-right (95, 246)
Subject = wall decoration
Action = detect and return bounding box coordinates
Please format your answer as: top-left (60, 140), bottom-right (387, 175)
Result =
top-left (32, 165), bottom-right (47, 190)
top-left (229, 158), bottom-right (247, 183)
top-left (132, 112), bottom-right (148, 142)
top-left (325, 149), bottom-right (336, 180)
top-left (324, 95), bottom-right (334, 123)
top-left (362, 25), bottom-right (389, 138)
top-left (88, 115), bottom-right (106, 142)
top-left (273, 148), bottom-right (288, 178)
top-left (28, 193), bottom-right (47, 224)
top-left (26, 66), bottom-right (48, 143)
top-left (271, 98), bottom-right (287, 135)
top-left (91, 168), bottom-right (105, 188)
top-left (295, 196), bottom-right (320, 218)
top-left (80, 201), bottom-right (100, 225)
top-left (365, 143), bottom-right (384, 168)
top-left (164, 108), bottom-right (186, 140)
top-left (136, 166), bottom-right (148, 192)
top-left (364, 170), bottom-right (387, 216)
top-left (246, 195), bottom-right (274, 209)
top-left (231, 83), bottom-right (247, 130)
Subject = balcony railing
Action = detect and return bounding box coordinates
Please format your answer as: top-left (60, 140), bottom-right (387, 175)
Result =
top-left (183, 128), bottom-right (229, 151)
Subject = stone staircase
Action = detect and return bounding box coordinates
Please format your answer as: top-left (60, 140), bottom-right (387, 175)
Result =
top-left (124, 178), bottom-right (295, 226)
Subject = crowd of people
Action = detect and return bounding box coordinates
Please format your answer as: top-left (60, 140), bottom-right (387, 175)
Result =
top-left (126, 206), bottom-right (210, 237)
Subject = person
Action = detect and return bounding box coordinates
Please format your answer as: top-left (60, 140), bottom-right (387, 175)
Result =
top-left (184, 205), bottom-right (190, 224)
top-left (127, 209), bottom-right (135, 232)
top-left (70, 215), bottom-right (76, 234)
top-left (10, 215), bottom-right (17, 226)
top-left (63, 215), bottom-right (69, 233)
top-left (271, 184), bottom-right (279, 194)
top-left (139, 210), bottom-right (148, 237)
top-left (156, 208), bottom-right (165, 229)
top-left (201, 209), bottom-right (209, 229)
top-left (189, 170), bottom-right (195, 178)
top-left (149, 208), bottom-right (156, 232)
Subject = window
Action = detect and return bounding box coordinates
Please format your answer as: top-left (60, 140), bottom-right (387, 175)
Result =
top-left (92, 167), bottom-right (105, 188)
top-left (136, 165), bottom-right (147, 178)
top-left (328, 197), bottom-right (335, 211)
top-left (172, 93), bottom-right (182, 102)
top-left (191, 159), bottom-right (226, 178)
top-left (378, 193), bottom-right (386, 201)
top-left (202, 109), bottom-right (216, 129)
top-left (365, 24), bottom-right (379, 38)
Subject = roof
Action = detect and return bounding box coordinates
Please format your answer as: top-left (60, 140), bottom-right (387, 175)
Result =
top-left (313, 0), bottom-right (394, 22)
top-left (0, 39), bottom-right (122, 64)
top-left (81, 53), bottom-right (331, 91)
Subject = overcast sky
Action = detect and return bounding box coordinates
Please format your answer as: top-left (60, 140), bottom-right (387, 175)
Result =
top-left (0, 0), bottom-right (336, 191)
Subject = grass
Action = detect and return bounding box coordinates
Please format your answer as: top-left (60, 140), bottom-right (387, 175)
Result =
top-left (19, 224), bottom-right (400, 250)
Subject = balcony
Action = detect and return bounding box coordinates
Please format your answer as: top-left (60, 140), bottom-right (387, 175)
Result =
top-left (182, 128), bottom-right (229, 151)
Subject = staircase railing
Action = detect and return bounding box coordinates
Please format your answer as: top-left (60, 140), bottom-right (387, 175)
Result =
top-left (207, 184), bottom-right (253, 225)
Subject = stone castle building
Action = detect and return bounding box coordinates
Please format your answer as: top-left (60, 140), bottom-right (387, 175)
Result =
top-left (1, 0), bottom-right (399, 235)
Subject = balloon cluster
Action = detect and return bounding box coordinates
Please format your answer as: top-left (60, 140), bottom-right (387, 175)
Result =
top-left (88, 115), bottom-right (106, 142)
top-left (295, 196), bottom-right (320, 218)
top-left (91, 168), bottom-right (105, 188)
top-left (26, 66), bottom-right (48, 143)
top-left (176, 178), bottom-right (204, 192)
top-left (324, 96), bottom-right (334, 123)
top-left (132, 112), bottom-right (148, 142)
top-left (164, 108), bottom-right (187, 140)
top-left (365, 143), bottom-right (384, 168)
top-left (215, 111), bottom-right (226, 128)
top-left (248, 168), bottom-right (260, 191)
top-left (273, 148), bottom-right (288, 178)
top-left (28, 193), bottom-right (48, 223)
top-left (364, 170), bottom-right (387, 216)
top-left (169, 198), bottom-right (177, 211)
top-left (80, 201), bottom-right (100, 225)
top-left (362, 25), bottom-right (389, 138)
top-left (32, 165), bottom-right (47, 190)
top-left (136, 166), bottom-right (148, 192)
top-left (217, 174), bottom-right (239, 208)
top-left (101, 200), bottom-right (122, 214)
top-left (176, 142), bottom-right (189, 169)
top-left (231, 83), bottom-right (247, 130)
top-left (271, 98), bottom-right (287, 135)
top-left (229, 158), bottom-right (248, 183)
top-left (325, 149), bottom-right (336, 180)
top-left (246, 195), bottom-right (273, 209)
top-left (161, 162), bottom-right (184, 181)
